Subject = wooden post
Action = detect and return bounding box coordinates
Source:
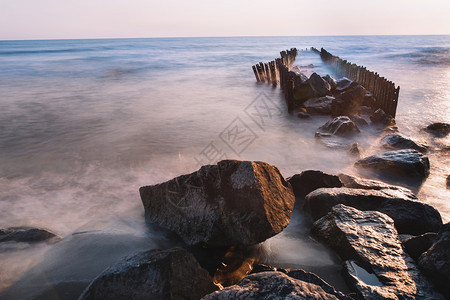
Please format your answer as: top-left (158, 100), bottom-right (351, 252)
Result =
top-left (264, 63), bottom-right (271, 83)
top-left (252, 65), bottom-right (260, 82)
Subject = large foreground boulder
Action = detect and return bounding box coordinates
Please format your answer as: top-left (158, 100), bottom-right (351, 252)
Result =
top-left (355, 149), bottom-right (430, 179)
top-left (381, 134), bottom-right (428, 153)
top-left (288, 170), bottom-right (342, 198)
top-left (312, 205), bottom-right (443, 299)
top-left (303, 187), bottom-right (442, 235)
top-left (202, 272), bottom-right (339, 299)
top-left (315, 116), bottom-right (360, 138)
top-left (139, 160), bottom-right (295, 246)
top-left (0, 226), bottom-right (60, 243)
top-left (418, 223), bottom-right (450, 298)
top-left (79, 247), bottom-right (217, 300)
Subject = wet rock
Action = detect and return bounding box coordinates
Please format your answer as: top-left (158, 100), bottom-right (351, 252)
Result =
top-left (297, 111), bottom-right (311, 119)
top-left (303, 96), bottom-right (334, 114)
top-left (202, 271), bottom-right (339, 300)
top-left (347, 143), bottom-right (362, 157)
top-left (335, 77), bottom-right (356, 92)
top-left (370, 108), bottom-right (395, 127)
top-left (0, 227), bottom-right (60, 243)
top-left (423, 122), bottom-right (450, 137)
top-left (381, 134), bottom-right (428, 153)
top-left (307, 72), bottom-right (331, 97)
top-left (332, 85), bottom-right (367, 116)
top-left (418, 223), bottom-right (450, 298)
top-left (323, 74), bottom-right (337, 90)
top-left (288, 170), bottom-right (342, 198)
top-left (303, 187), bottom-right (442, 235)
top-left (355, 149), bottom-right (430, 179)
top-left (348, 114), bottom-right (368, 127)
top-left (139, 160), bottom-right (295, 246)
top-left (287, 269), bottom-right (349, 299)
top-left (312, 204), bottom-right (443, 299)
top-left (403, 233), bottom-right (438, 261)
top-left (79, 247), bottom-right (217, 300)
top-left (315, 116), bottom-right (360, 138)
top-left (338, 173), bottom-right (414, 194)
top-left (447, 175), bottom-right (450, 189)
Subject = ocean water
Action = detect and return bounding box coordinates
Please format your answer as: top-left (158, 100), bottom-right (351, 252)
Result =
top-left (0, 36), bottom-right (449, 297)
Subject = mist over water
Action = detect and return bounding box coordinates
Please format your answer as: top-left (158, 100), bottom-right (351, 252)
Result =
top-left (0, 36), bottom-right (449, 297)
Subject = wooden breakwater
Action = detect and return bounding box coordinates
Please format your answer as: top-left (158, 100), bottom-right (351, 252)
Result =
top-left (314, 47), bottom-right (400, 117)
top-left (252, 47), bottom-right (400, 117)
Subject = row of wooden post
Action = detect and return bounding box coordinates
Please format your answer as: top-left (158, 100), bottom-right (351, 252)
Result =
top-left (317, 47), bottom-right (400, 117)
top-left (251, 48), bottom-right (298, 86)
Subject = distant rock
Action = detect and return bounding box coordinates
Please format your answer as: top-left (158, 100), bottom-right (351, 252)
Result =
top-left (288, 170), bottom-right (342, 198)
top-left (315, 116), bottom-right (360, 138)
top-left (335, 77), bottom-right (356, 92)
top-left (0, 227), bottom-right (60, 243)
top-left (303, 96), bottom-right (334, 114)
top-left (355, 149), bottom-right (430, 179)
top-left (297, 111), bottom-right (311, 119)
top-left (418, 223), bottom-right (450, 298)
top-left (370, 108), bottom-right (395, 127)
top-left (423, 122), bottom-right (450, 137)
top-left (338, 173), bottom-right (414, 194)
top-left (403, 233), bottom-right (438, 261)
top-left (312, 204), bottom-right (443, 299)
top-left (202, 272), bottom-right (339, 300)
top-left (79, 247), bottom-right (217, 300)
top-left (139, 160), bottom-right (295, 246)
top-left (304, 187), bottom-right (442, 235)
top-left (323, 74), bottom-right (337, 90)
top-left (307, 72), bottom-right (331, 97)
top-left (381, 134), bottom-right (428, 153)
top-left (332, 85), bottom-right (367, 116)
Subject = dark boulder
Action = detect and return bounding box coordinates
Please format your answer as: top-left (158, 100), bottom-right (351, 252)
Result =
top-left (347, 143), bottom-right (362, 158)
top-left (355, 149), bottom-right (430, 179)
top-left (331, 85), bottom-right (367, 116)
top-left (403, 233), bottom-right (438, 261)
top-left (370, 108), bottom-right (395, 127)
top-left (335, 77), bottom-right (356, 92)
top-left (297, 111), bottom-right (311, 119)
top-left (447, 175), bottom-right (450, 189)
top-left (307, 72), bottom-right (331, 97)
top-left (293, 83), bottom-right (314, 103)
top-left (338, 173), bottom-right (414, 194)
top-left (323, 74), bottom-right (337, 90)
top-left (423, 122), bottom-right (450, 137)
top-left (312, 204), bottom-right (443, 299)
top-left (303, 96), bottom-right (334, 114)
top-left (348, 114), bottom-right (368, 127)
top-left (79, 247), bottom-right (217, 300)
top-left (0, 226), bottom-right (60, 243)
top-left (202, 271), bottom-right (339, 299)
top-left (288, 170), bottom-right (342, 198)
top-left (303, 187), bottom-right (442, 235)
top-left (315, 116), bottom-right (360, 138)
top-left (139, 160), bottom-right (295, 246)
top-left (418, 223), bottom-right (450, 298)
top-left (381, 134), bottom-right (428, 153)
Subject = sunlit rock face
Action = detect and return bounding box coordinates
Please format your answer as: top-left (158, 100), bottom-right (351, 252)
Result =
top-left (79, 247), bottom-right (217, 300)
top-left (140, 160), bottom-right (295, 246)
top-left (312, 204), bottom-right (443, 299)
top-left (202, 272), bottom-right (339, 300)
top-left (303, 187), bottom-right (442, 235)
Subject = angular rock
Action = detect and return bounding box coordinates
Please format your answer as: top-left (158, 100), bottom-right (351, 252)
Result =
top-left (79, 247), bottom-right (217, 300)
top-left (202, 272), bottom-right (339, 300)
top-left (323, 75), bottom-right (337, 90)
top-left (303, 96), bottom-right (334, 114)
top-left (315, 116), bottom-right (360, 138)
top-left (335, 77), bottom-right (355, 92)
top-left (288, 170), bottom-right (342, 198)
top-left (355, 149), bottom-right (430, 179)
top-left (381, 134), bottom-right (428, 153)
top-left (370, 108), bottom-right (394, 127)
top-left (312, 204), bottom-right (443, 299)
top-left (338, 173), bottom-right (414, 194)
top-left (0, 226), bottom-right (60, 243)
top-left (303, 187), bottom-right (442, 235)
top-left (423, 122), bottom-right (450, 137)
top-left (139, 160), bottom-right (295, 246)
top-left (287, 269), bottom-right (349, 299)
top-left (331, 85), bottom-right (367, 116)
top-left (418, 223), bottom-right (450, 298)
top-left (307, 72), bottom-right (331, 97)
top-left (403, 233), bottom-right (438, 261)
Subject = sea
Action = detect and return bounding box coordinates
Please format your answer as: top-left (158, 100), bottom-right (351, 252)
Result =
top-left (0, 35), bottom-right (449, 298)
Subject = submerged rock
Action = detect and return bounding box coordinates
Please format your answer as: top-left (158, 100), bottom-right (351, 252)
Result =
top-left (403, 233), bottom-right (438, 261)
top-left (0, 227), bottom-right (60, 243)
top-left (303, 187), bottom-right (442, 235)
top-left (139, 160), bottom-right (295, 246)
top-left (288, 170), bottom-right (342, 198)
top-left (423, 122), bottom-right (450, 137)
top-left (202, 272), bottom-right (339, 300)
top-left (303, 96), bottom-right (334, 114)
top-left (355, 149), bottom-right (430, 179)
top-left (418, 223), bottom-right (450, 298)
top-left (79, 247), bottom-right (217, 300)
top-left (308, 72), bottom-right (331, 97)
top-left (381, 134), bottom-right (428, 153)
top-left (331, 85), bottom-right (367, 116)
top-left (312, 204), bottom-right (443, 299)
top-left (315, 116), bottom-right (360, 138)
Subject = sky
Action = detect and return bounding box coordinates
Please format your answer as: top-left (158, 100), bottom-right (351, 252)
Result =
top-left (0, 0), bottom-right (449, 40)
